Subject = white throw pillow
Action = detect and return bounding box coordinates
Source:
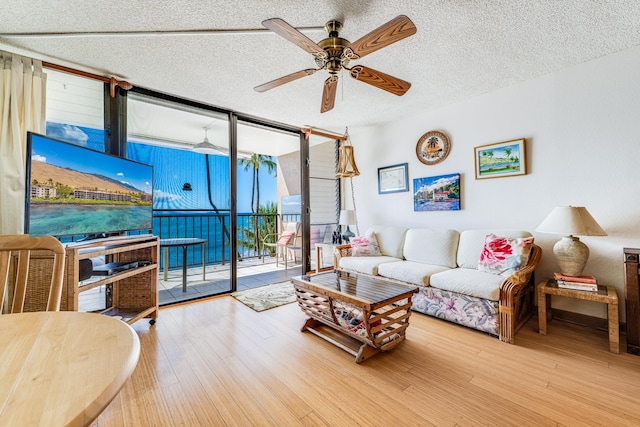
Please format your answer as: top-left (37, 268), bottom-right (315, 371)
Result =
top-left (350, 231), bottom-right (382, 257)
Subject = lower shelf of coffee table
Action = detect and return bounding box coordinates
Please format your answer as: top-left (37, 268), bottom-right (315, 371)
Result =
top-left (301, 318), bottom-right (406, 363)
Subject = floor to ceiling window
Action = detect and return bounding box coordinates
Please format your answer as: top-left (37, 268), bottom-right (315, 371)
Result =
top-left (236, 121), bottom-right (302, 284)
top-left (127, 92), bottom-right (233, 304)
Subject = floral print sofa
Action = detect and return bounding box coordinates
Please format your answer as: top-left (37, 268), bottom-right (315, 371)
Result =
top-left (335, 226), bottom-right (542, 344)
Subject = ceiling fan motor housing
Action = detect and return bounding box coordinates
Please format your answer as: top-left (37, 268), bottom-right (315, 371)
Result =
top-left (317, 20), bottom-right (351, 74)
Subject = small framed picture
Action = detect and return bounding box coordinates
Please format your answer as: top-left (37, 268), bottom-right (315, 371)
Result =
top-left (474, 138), bottom-right (526, 179)
top-left (413, 173), bottom-right (461, 211)
top-left (378, 163), bottom-right (409, 194)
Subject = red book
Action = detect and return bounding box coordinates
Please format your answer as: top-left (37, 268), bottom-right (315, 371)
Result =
top-left (553, 272), bottom-right (597, 284)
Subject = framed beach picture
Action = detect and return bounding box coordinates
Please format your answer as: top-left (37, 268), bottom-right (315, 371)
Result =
top-left (413, 173), bottom-right (460, 212)
top-left (378, 163), bottom-right (409, 194)
top-left (474, 138), bottom-right (526, 179)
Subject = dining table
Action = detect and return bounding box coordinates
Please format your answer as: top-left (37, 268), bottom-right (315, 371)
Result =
top-left (0, 311), bottom-right (140, 427)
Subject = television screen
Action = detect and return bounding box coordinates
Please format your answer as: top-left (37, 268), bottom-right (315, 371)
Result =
top-left (25, 132), bottom-right (153, 237)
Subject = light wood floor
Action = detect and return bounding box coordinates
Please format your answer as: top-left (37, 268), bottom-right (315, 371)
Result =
top-left (92, 296), bottom-right (640, 426)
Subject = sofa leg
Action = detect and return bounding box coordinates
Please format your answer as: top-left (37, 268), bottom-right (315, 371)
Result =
top-left (499, 307), bottom-right (516, 344)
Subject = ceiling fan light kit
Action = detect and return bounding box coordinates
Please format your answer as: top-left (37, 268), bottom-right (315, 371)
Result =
top-left (193, 129), bottom-right (228, 155)
top-left (255, 15), bottom-right (416, 113)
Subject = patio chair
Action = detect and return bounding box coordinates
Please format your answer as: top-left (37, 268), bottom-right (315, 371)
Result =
top-left (262, 222), bottom-right (300, 268)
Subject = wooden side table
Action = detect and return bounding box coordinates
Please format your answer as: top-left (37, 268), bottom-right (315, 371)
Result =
top-left (537, 278), bottom-right (619, 353)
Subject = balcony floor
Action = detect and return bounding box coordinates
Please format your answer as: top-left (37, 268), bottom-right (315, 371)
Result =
top-left (78, 255), bottom-right (306, 311)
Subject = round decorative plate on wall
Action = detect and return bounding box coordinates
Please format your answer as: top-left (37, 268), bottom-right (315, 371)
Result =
top-left (416, 130), bottom-right (451, 165)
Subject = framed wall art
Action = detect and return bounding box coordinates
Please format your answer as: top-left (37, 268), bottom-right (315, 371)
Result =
top-left (474, 138), bottom-right (526, 179)
top-left (378, 163), bottom-right (409, 194)
top-left (416, 130), bottom-right (451, 165)
top-left (413, 173), bottom-right (460, 212)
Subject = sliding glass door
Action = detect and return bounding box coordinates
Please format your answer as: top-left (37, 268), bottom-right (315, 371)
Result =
top-left (234, 121), bottom-right (302, 289)
top-left (127, 93), bottom-right (232, 304)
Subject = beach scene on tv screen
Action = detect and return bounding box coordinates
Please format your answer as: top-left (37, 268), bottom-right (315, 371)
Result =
top-left (28, 135), bottom-right (153, 236)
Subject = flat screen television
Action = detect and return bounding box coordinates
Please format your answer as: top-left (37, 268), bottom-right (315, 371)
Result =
top-left (25, 132), bottom-right (153, 238)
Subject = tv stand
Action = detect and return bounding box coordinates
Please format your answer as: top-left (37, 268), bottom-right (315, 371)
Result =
top-left (26, 235), bottom-right (159, 325)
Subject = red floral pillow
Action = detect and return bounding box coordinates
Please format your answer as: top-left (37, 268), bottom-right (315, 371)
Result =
top-left (478, 234), bottom-right (534, 276)
top-left (350, 231), bottom-right (382, 257)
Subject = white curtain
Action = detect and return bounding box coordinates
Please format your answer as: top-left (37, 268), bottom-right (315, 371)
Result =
top-left (0, 51), bottom-right (47, 234)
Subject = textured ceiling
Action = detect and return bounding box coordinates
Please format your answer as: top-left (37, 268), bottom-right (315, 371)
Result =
top-left (2, 1), bottom-right (640, 135)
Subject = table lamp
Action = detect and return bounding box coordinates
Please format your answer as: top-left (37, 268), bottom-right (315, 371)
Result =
top-left (339, 209), bottom-right (356, 243)
top-left (536, 206), bottom-right (606, 276)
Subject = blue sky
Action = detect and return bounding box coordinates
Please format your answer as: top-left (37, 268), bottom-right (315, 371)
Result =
top-left (31, 132), bottom-right (152, 194)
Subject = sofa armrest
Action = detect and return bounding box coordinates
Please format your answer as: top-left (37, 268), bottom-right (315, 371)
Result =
top-left (498, 244), bottom-right (542, 344)
top-left (334, 244), bottom-right (352, 267)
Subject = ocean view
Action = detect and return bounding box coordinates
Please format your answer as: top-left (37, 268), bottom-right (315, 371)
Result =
top-left (29, 203), bottom-right (152, 237)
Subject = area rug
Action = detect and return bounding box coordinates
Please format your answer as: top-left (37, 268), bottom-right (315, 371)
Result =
top-left (231, 281), bottom-right (296, 312)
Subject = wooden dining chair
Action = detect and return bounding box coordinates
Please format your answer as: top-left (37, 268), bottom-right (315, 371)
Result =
top-left (0, 234), bottom-right (66, 313)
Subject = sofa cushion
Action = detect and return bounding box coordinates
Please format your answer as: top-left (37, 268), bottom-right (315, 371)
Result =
top-left (367, 225), bottom-right (408, 258)
top-left (378, 260), bottom-right (451, 286)
top-left (339, 255), bottom-right (400, 276)
top-left (429, 268), bottom-right (505, 301)
top-left (457, 229), bottom-right (533, 269)
top-left (350, 231), bottom-right (382, 257)
top-left (403, 229), bottom-right (459, 268)
top-left (478, 234), bottom-right (534, 276)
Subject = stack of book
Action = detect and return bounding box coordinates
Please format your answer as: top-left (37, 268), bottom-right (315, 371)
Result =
top-left (553, 272), bottom-right (598, 292)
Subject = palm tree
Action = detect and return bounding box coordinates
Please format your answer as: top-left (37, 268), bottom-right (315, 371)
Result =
top-left (503, 147), bottom-right (512, 168)
top-left (239, 154), bottom-right (277, 213)
top-left (237, 201), bottom-right (278, 256)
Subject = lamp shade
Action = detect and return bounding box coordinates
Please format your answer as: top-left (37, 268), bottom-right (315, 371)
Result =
top-left (336, 146), bottom-right (360, 178)
top-left (536, 206), bottom-right (606, 236)
top-left (193, 137), bottom-right (229, 154)
top-left (339, 209), bottom-right (356, 226)
top-left (193, 128), bottom-right (229, 155)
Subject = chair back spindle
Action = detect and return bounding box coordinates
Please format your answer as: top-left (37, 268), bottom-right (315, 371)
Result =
top-left (0, 235), bottom-right (66, 313)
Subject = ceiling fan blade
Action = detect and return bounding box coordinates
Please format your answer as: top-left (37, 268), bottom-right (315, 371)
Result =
top-left (343, 15), bottom-right (416, 60)
top-left (320, 75), bottom-right (338, 113)
top-left (262, 18), bottom-right (327, 59)
top-left (254, 69), bottom-right (318, 92)
top-left (349, 65), bottom-right (411, 96)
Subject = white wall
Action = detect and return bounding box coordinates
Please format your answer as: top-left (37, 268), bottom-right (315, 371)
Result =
top-left (346, 44), bottom-right (640, 321)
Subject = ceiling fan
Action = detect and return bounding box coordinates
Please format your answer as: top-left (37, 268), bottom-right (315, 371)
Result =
top-left (254, 15), bottom-right (417, 113)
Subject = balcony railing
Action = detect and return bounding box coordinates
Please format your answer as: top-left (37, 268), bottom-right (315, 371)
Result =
top-left (153, 210), bottom-right (301, 271)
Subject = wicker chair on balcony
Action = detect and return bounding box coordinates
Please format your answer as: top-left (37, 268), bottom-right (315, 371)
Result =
top-left (262, 222), bottom-right (300, 269)
top-left (0, 235), bottom-right (66, 313)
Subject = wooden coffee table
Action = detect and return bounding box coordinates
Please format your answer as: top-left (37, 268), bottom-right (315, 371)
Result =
top-left (291, 270), bottom-right (418, 363)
